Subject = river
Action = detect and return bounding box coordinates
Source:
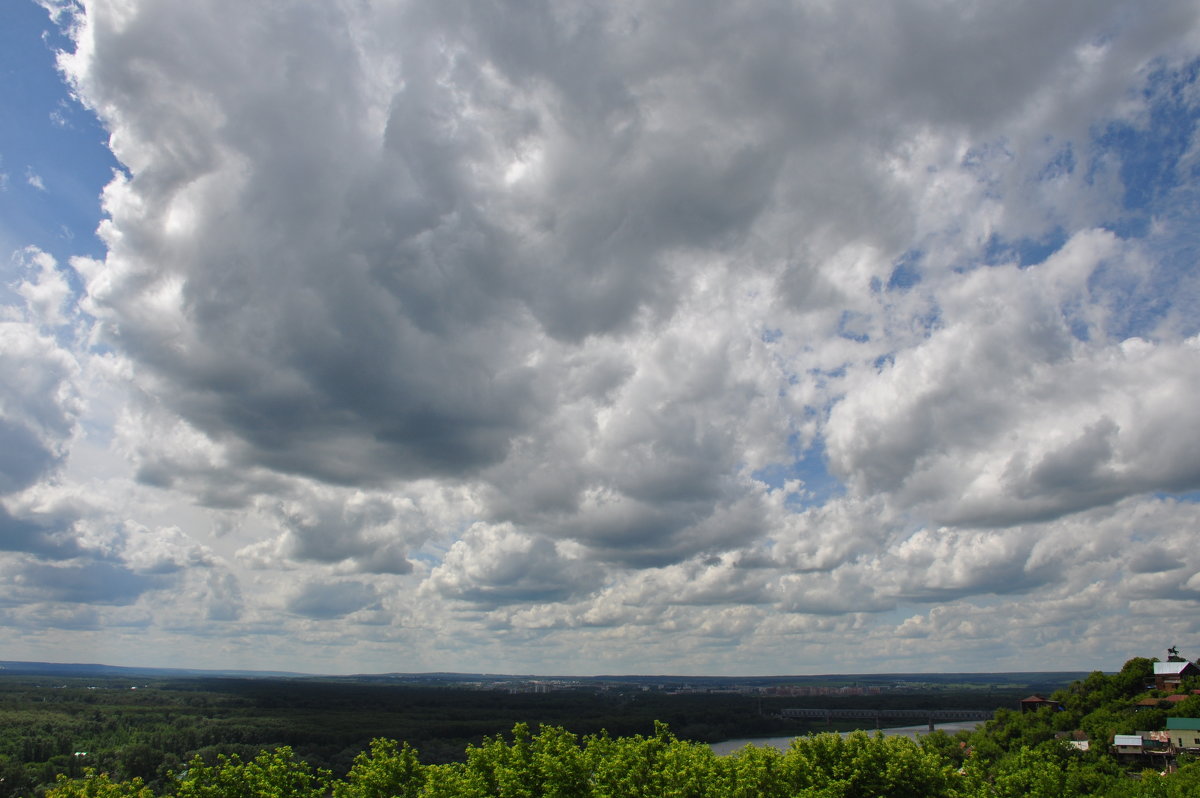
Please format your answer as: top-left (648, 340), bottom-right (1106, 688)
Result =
top-left (709, 721), bottom-right (984, 756)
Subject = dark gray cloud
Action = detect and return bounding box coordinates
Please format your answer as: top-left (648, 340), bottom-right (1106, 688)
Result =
top-left (0, 420), bottom-right (60, 494)
top-left (71, 1), bottom-right (546, 487)
top-left (1126, 546), bottom-right (1184, 575)
top-left (2, 605), bottom-right (104, 631)
top-left (269, 491), bottom-right (423, 574)
top-left (286, 580), bottom-right (379, 620)
top-left (0, 318), bottom-right (78, 494)
top-left (0, 505), bottom-right (82, 560)
top-left (203, 571), bottom-right (243, 622)
top-left (15, 560), bottom-right (165, 605)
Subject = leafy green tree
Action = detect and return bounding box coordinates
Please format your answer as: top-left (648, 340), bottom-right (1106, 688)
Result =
top-left (0, 756), bottom-right (35, 798)
top-left (1108, 759), bottom-right (1200, 798)
top-left (529, 725), bottom-right (590, 798)
top-left (420, 762), bottom-right (474, 798)
top-left (638, 730), bottom-right (718, 798)
top-left (584, 722), bottom-right (681, 798)
top-left (1061, 754), bottom-right (1122, 798)
top-left (466, 722), bottom-right (538, 798)
top-left (1163, 759), bottom-right (1200, 797)
top-left (45, 770), bottom-right (155, 798)
top-left (1080, 706), bottom-right (1142, 745)
top-left (1167, 694), bottom-right (1200, 717)
top-left (333, 738), bottom-right (424, 798)
top-left (779, 731), bottom-right (960, 798)
top-left (439, 723), bottom-right (595, 798)
top-left (982, 743), bottom-right (1077, 798)
top-left (116, 744), bottom-right (163, 783)
top-left (172, 747), bottom-right (330, 798)
top-left (712, 742), bottom-right (789, 798)
top-left (1114, 658), bottom-right (1155, 696)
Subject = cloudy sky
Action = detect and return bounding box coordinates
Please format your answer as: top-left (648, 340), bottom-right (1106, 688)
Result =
top-left (2, 0), bottom-right (1199, 677)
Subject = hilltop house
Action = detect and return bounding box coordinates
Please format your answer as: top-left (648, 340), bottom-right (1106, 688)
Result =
top-left (1152, 661), bottom-right (1200, 692)
top-left (1019, 694), bottom-right (1063, 713)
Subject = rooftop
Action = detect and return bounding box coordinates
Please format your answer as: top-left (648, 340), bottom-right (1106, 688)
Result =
top-left (1153, 661), bottom-right (1198, 676)
top-left (1165, 717), bottom-right (1200, 730)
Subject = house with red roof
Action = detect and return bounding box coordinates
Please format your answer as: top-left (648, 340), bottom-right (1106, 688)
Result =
top-left (1019, 694), bottom-right (1064, 713)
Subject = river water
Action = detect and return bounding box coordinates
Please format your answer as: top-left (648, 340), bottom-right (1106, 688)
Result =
top-left (709, 721), bottom-right (984, 756)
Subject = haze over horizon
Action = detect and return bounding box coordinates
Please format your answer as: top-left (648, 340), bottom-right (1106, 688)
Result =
top-left (0, 657), bottom-right (1091, 680)
top-left (2, 0), bottom-right (1199, 678)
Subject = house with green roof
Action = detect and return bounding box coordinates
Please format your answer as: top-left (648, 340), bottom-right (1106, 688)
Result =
top-left (1165, 717), bottom-right (1200, 750)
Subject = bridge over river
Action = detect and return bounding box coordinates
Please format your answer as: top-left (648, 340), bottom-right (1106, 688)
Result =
top-left (779, 707), bottom-right (994, 732)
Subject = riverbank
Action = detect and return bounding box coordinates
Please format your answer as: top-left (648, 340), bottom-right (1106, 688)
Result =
top-left (709, 721), bottom-right (983, 756)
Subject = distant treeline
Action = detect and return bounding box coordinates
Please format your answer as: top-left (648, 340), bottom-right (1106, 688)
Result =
top-left (0, 661), bottom-right (1087, 691)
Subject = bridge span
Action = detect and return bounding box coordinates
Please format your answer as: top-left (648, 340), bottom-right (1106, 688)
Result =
top-left (779, 707), bottom-right (994, 732)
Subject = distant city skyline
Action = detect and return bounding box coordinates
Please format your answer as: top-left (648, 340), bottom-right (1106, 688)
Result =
top-left (2, 0), bottom-right (1199, 676)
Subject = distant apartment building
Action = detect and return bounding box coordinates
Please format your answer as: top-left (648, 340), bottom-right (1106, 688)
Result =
top-left (764, 685), bottom-right (881, 697)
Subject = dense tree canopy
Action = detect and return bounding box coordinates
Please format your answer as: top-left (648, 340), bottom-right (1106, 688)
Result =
top-left (40, 723), bottom-right (1200, 798)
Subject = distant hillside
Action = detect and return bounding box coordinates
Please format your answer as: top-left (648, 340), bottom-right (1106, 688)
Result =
top-left (0, 660), bottom-right (310, 679)
top-left (1, 660), bottom-right (1088, 690)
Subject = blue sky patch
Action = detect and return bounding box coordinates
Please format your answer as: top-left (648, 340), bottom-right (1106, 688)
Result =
top-left (1096, 58), bottom-right (1199, 216)
top-left (982, 228), bottom-right (1068, 268)
top-left (886, 249), bottom-right (922, 291)
top-left (752, 437), bottom-right (845, 511)
top-left (0, 3), bottom-right (119, 265)
top-left (837, 309), bottom-right (870, 343)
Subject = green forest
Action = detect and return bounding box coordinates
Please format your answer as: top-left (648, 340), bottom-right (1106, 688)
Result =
top-left (5, 657), bottom-right (1200, 797)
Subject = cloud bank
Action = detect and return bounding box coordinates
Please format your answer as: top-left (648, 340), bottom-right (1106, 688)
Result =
top-left (3, 0), bottom-right (1200, 674)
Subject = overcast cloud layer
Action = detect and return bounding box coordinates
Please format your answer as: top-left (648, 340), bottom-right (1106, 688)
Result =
top-left (3, 0), bottom-right (1200, 674)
